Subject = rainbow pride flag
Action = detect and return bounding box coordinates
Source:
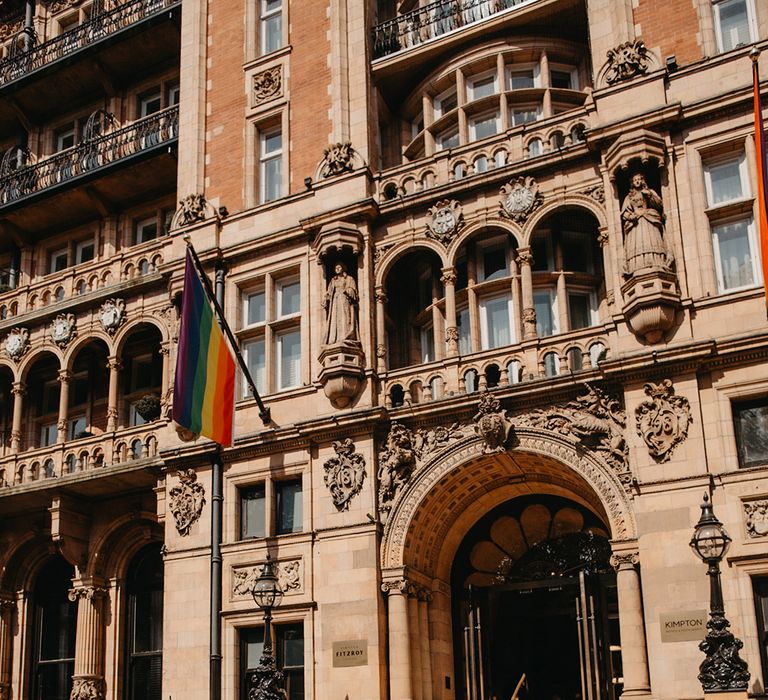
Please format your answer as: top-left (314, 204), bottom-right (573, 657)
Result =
top-left (173, 249), bottom-right (236, 446)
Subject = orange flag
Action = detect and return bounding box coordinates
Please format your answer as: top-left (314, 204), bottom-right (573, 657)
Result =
top-left (753, 48), bottom-right (768, 312)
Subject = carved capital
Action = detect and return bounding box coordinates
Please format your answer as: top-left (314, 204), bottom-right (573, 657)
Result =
top-left (381, 579), bottom-right (410, 595)
top-left (374, 286), bottom-right (387, 304)
top-left (68, 585), bottom-right (107, 602)
top-left (445, 326), bottom-right (459, 344)
top-left (515, 248), bottom-right (533, 267)
top-left (58, 369), bottom-right (73, 383)
top-left (609, 552), bottom-right (639, 571)
top-left (0, 593), bottom-right (16, 612)
top-left (106, 357), bottom-right (122, 372)
top-left (597, 229), bottom-right (610, 247)
top-left (11, 381), bottom-right (25, 396)
top-left (440, 267), bottom-right (457, 285)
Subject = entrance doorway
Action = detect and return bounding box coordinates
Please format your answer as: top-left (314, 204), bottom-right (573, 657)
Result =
top-left (452, 496), bottom-right (622, 700)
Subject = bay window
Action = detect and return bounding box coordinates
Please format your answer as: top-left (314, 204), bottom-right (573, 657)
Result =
top-left (479, 294), bottom-right (513, 350)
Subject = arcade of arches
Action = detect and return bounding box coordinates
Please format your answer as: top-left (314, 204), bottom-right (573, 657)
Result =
top-left (381, 448), bottom-right (650, 700)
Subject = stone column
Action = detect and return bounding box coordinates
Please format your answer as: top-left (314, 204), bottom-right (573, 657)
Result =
top-left (408, 590), bottom-right (423, 700)
top-left (516, 248), bottom-right (536, 339)
top-left (610, 552), bottom-right (651, 697)
top-left (418, 591), bottom-right (433, 700)
top-left (383, 580), bottom-right (413, 700)
top-left (0, 593), bottom-right (14, 700)
top-left (57, 370), bottom-right (72, 444)
top-left (375, 286), bottom-right (387, 374)
top-left (10, 381), bottom-right (25, 453)
top-left (441, 267), bottom-right (458, 357)
top-left (598, 228), bottom-right (615, 312)
top-left (159, 343), bottom-right (171, 417)
top-left (106, 357), bottom-right (121, 432)
top-left (68, 581), bottom-right (108, 700)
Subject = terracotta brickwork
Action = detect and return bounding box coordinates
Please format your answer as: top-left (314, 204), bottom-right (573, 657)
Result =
top-left (633, 0), bottom-right (702, 65)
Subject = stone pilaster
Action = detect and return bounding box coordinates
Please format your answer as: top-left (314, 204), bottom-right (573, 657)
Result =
top-left (382, 580), bottom-right (413, 700)
top-left (10, 382), bottom-right (25, 453)
top-left (516, 248), bottom-right (536, 339)
top-left (106, 358), bottom-right (122, 432)
top-left (0, 593), bottom-right (15, 700)
top-left (68, 582), bottom-right (108, 700)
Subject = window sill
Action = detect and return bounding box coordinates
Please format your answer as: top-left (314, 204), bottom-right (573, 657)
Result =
top-left (242, 44), bottom-right (292, 73)
top-left (704, 197), bottom-right (754, 220)
top-left (236, 383), bottom-right (316, 408)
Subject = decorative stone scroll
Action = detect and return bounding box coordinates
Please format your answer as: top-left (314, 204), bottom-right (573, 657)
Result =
top-left (69, 678), bottom-right (104, 700)
top-left (319, 142), bottom-right (356, 179)
top-left (473, 392), bottom-right (514, 454)
top-left (98, 299), bottom-right (125, 336)
top-left (499, 176), bottom-right (543, 223)
top-left (323, 438), bottom-right (366, 511)
top-left (2, 327), bottom-right (29, 361)
top-left (602, 40), bottom-right (653, 86)
top-left (516, 384), bottom-right (631, 488)
top-left (233, 559), bottom-right (302, 597)
top-left (169, 193), bottom-right (220, 230)
top-left (252, 66), bottom-right (282, 104)
top-left (51, 313), bottom-right (76, 348)
top-left (168, 469), bottom-right (206, 536)
top-left (634, 380), bottom-right (691, 462)
top-left (426, 199), bottom-right (463, 246)
top-left (745, 500), bottom-right (768, 538)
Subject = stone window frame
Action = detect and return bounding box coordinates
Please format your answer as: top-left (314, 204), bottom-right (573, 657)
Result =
top-left (711, 0), bottom-right (759, 54)
top-left (244, 0), bottom-right (291, 64)
top-left (245, 108), bottom-right (289, 208)
top-left (713, 376), bottom-right (768, 472)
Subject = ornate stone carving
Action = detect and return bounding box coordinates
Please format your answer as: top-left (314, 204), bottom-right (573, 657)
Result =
top-left (373, 243), bottom-right (395, 269)
top-left (584, 183), bottom-right (605, 203)
top-left (44, 0), bottom-right (83, 14)
top-left (0, 18), bottom-right (23, 43)
top-left (381, 579), bottom-right (411, 595)
top-left (440, 268), bottom-right (457, 286)
top-left (516, 384), bottom-right (631, 488)
top-left (169, 469), bottom-right (206, 536)
top-left (320, 142), bottom-right (355, 178)
top-left (376, 344), bottom-right (386, 358)
top-left (522, 308), bottom-right (536, 325)
top-left (233, 559), bottom-right (302, 596)
top-left (69, 678), bottom-right (104, 700)
top-left (99, 298), bottom-right (125, 335)
top-left (68, 585), bottom-right (107, 601)
top-left (515, 249), bottom-right (533, 267)
top-left (252, 66), bottom-right (282, 104)
top-left (745, 500), bottom-right (768, 538)
top-left (473, 392), bottom-right (514, 454)
top-left (2, 328), bottom-right (29, 360)
top-left (323, 262), bottom-right (359, 345)
top-left (634, 380), bottom-right (691, 462)
top-left (323, 438), bottom-right (366, 511)
top-left (603, 40), bottom-right (652, 85)
top-left (621, 172), bottom-right (673, 276)
top-left (499, 176), bottom-right (543, 223)
top-left (426, 199), bottom-right (463, 246)
top-left (445, 326), bottom-right (459, 344)
top-left (170, 193), bottom-right (220, 230)
top-left (51, 313), bottom-right (76, 348)
top-left (609, 551), bottom-right (639, 570)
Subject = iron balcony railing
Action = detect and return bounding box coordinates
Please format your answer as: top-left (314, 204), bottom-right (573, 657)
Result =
top-left (372, 0), bottom-right (536, 59)
top-left (0, 106), bottom-right (178, 206)
top-left (0, 0), bottom-right (180, 88)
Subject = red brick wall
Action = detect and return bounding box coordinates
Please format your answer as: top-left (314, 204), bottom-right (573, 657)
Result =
top-left (633, 0), bottom-right (701, 67)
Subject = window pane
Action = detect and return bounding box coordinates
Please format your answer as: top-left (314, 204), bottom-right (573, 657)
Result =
top-left (735, 402), bottom-right (768, 468)
top-left (279, 281), bottom-right (300, 316)
top-left (482, 246), bottom-right (507, 281)
top-left (242, 627), bottom-right (265, 672)
top-left (717, 0), bottom-right (751, 51)
top-left (277, 624), bottom-right (305, 700)
top-left (262, 13), bottom-right (282, 53)
top-left (437, 129), bottom-right (459, 150)
top-left (276, 479), bottom-right (303, 534)
top-left (589, 342), bottom-right (606, 367)
top-left (531, 237), bottom-right (550, 271)
top-left (511, 107), bottom-right (539, 126)
top-left (471, 113), bottom-right (498, 140)
top-left (550, 70), bottom-right (573, 89)
top-left (562, 231), bottom-right (592, 272)
top-left (247, 292), bottom-right (266, 325)
top-left (470, 75), bottom-right (496, 100)
top-left (262, 157), bottom-right (282, 202)
top-left (136, 219), bottom-right (158, 244)
top-left (241, 485), bottom-right (266, 539)
top-left (436, 90), bottom-right (457, 115)
top-left (715, 219), bottom-right (755, 290)
top-left (481, 295), bottom-right (510, 349)
top-left (51, 250), bottom-right (68, 273)
top-left (420, 325), bottom-right (435, 363)
top-left (534, 291), bottom-right (555, 337)
top-left (458, 307), bottom-right (471, 355)
top-left (544, 352), bottom-right (559, 377)
top-left (709, 160), bottom-right (743, 204)
top-left (76, 241), bottom-right (94, 264)
top-left (568, 293), bottom-right (592, 330)
top-left (68, 416), bottom-right (87, 440)
top-left (278, 331), bottom-right (301, 389)
top-left (509, 69), bottom-right (534, 89)
top-left (244, 339), bottom-right (266, 396)
top-left (263, 130), bottom-right (282, 154)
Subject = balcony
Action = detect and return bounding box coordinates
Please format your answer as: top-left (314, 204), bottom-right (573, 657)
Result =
top-left (0, 0), bottom-right (181, 134)
top-left (0, 106), bottom-right (178, 235)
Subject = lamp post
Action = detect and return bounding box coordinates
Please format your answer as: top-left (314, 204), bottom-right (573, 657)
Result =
top-left (249, 554), bottom-right (286, 700)
top-left (690, 493), bottom-right (750, 693)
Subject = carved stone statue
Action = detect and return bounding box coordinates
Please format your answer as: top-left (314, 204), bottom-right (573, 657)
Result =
top-left (621, 172), bottom-right (672, 275)
top-left (323, 262), bottom-right (359, 345)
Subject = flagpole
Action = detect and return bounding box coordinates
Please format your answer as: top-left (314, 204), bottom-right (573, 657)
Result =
top-left (183, 237), bottom-right (271, 425)
top-left (751, 47), bottom-right (768, 317)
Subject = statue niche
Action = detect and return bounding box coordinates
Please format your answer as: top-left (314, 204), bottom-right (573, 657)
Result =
top-left (318, 257), bottom-right (365, 409)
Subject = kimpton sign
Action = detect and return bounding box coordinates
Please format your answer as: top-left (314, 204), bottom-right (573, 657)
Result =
top-left (660, 610), bottom-right (707, 643)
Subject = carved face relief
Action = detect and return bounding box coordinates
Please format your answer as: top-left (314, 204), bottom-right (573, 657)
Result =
top-left (323, 438), bottom-right (366, 511)
top-left (634, 380), bottom-right (691, 462)
top-left (51, 314), bottom-right (76, 348)
top-left (169, 469), bottom-right (206, 536)
top-left (500, 176), bottom-right (543, 223)
top-left (745, 501), bottom-right (768, 538)
top-left (99, 299), bottom-right (125, 335)
top-left (3, 328), bottom-right (29, 361)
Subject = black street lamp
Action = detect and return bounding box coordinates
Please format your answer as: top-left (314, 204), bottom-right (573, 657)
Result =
top-left (249, 554), bottom-right (286, 700)
top-left (690, 493), bottom-right (750, 692)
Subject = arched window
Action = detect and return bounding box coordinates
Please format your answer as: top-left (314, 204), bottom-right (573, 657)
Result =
top-left (567, 347), bottom-right (583, 372)
top-left (543, 352), bottom-right (560, 377)
top-left (464, 369), bottom-right (478, 393)
top-left (125, 542), bottom-right (164, 700)
top-left (31, 557), bottom-right (76, 700)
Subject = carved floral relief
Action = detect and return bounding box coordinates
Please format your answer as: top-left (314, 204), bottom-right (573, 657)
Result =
top-left (745, 500), bottom-right (768, 538)
top-left (323, 438), bottom-right (366, 511)
top-left (602, 39), bottom-right (653, 85)
top-left (253, 66), bottom-right (282, 104)
top-left (634, 380), bottom-right (691, 462)
top-left (169, 469), bottom-right (206, 536)
top-left (233, 559), bottom-right (302, 597)
top-left (99, 298), bottom-right (125, 336)
top-left (2, 328), bottom-right (29, 361)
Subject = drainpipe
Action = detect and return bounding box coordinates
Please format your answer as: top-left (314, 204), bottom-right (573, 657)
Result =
top-left (210, 263), bottom-right (225, 700)
top-left (23, 0), bottom-right (35, 52)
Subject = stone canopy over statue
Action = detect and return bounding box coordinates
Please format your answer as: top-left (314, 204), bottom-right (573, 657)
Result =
top-left (621, 172), bottom-right (673, 276)
top-left (323, 262), bottom-right (359, 345)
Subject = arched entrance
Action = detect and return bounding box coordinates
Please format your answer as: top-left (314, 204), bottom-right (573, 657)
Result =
top-left (453, 495), bottom-right (619, 700)
top-left (380, 431), bottom-right (649, 700)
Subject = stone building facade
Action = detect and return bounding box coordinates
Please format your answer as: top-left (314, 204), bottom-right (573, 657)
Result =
top-left (0, 0), bottom-right (768, 699)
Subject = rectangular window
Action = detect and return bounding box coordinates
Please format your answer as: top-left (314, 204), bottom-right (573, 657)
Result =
top-left (457, 306), bottom-right (471, 355)
top-left (276, 624), bottom-right (305, 700)
top-left (260, 0), bottom-right (283, 55)
top-left (277, 330), bottom-right (301, 390)
top-left (135, 217), bottom-right (159, 245)
top-left (550, 67), bottom-right (577, 90)
top-left (705, 157), bottom-right (748, 206)
top-left (50, 248), bottom-right (69, 273)
top-left (68, 416), bottom-right (87, 440)
top-left (479, 243), bottom-right (508, 281)
top-left (436, 128), bottom-right (459, 151)
top-left (468, 72), bottom-right (497, 101)
top-left (420, 324), bottom-right (435, 364)
top-left (166, 82), bottom-right (180, 107)
top-left (562, 231), bottom-right (593, 273)
top-left (276, 479), bottom-right (303, 535)
top-left (469, 111), bottom-right (499, 141)
top-left (55, 124), bottom-right (76, 152)
top-left (507, 66), bottom-right (538, 90)
top-left (712, 217), bottom-right (758, 291)
top-left (568, 292), bottom-right (595, 330)
top-left (42, 382), bottom-right (61, 415)
top-left (240, 484), bottom-right (266, 539)
top-left (245, 291), bottom-right (266, 326)
top-left (479, 294), bottom-right (512, 350)
top-left (534, 289), bottom-right (558, 337)
top-left (734, 398), bottom-right (768, 468)
top-left (509, 105), bottom-right (541, 126)
top-left (434, 88), bottom-right (457, 117)
top-left (243, 338), bottom-right (266, 397)
top-left (531, 237), bottom-right (553, 271)
top-left (752, 577), bottom-right (768, 684)
top-left (240, 628), bottom-right (265, 700)
top-left (139, 89), bottom-right (163, 117)
top-left (277, 280), bottom-right (300, 318)
top-left (75, 239), bottom-right (94, 265)
top-left (40, 423), bottom-right (58, 447)
top-left (260, 127), bottom-right (283, 203)
top-left (713, 0), bottom-right (755, 52)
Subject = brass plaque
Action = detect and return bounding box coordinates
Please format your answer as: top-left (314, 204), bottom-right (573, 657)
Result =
top-left (332, 640), bottom-right (368, 667)
top-left (659, 610), bottom-right (707, 643)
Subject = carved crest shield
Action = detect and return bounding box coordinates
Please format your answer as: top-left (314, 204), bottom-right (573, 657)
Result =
top-left (499, 176), bottom-right (543, 223)
top-left (323, 438), bottom-right (366, 511)
top-left (169, 469), bottom-right (206, 536)
top-left (634, 380), bottom-right (691, 462)
top-left (473, 392), bottom-right (514, 454)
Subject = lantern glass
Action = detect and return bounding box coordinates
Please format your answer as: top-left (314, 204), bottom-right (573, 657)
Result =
top-left (691, 523), bottom-right (731, 562)
top-left (251, 558), bottom-right (284, 611)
